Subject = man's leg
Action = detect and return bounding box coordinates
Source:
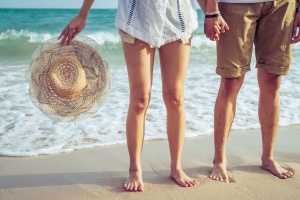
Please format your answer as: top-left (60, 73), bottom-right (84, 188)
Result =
top-left (212, 2), bottom-right (259, 183)
top-left (210, 75), bottom-right (244, 182)
top-left (257, 68), bottom-right (294, 179)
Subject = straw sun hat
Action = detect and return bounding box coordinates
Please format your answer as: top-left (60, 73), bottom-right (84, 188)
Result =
top-left (26, 35), bottom-right (111, 122)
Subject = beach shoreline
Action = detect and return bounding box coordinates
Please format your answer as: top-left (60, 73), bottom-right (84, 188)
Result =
top-left (1, 125), bottom-right (299, 200)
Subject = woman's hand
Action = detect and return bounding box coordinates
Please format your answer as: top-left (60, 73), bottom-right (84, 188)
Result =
top-left (291, 12), bottom-right (300, 44)
top-left (204, 16), bottom-right (229, 41)
top-left (58, 14), bottom-right (87, 45)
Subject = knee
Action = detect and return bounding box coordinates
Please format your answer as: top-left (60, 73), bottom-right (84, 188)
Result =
top-left (258, 69), bottom-right (281, 94)
top-left (259, 77), bottom-right (281, 94)
top-left (130, 92), bottom-right (151, 114)
top-left (163, 90), bottom-right (184, 110)
top-left (220, 76), bottom-right (244, 97)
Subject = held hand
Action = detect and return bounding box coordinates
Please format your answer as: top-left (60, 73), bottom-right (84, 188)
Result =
top-left (58, 14), bottom-right (86, 45)
top-left (204, 16), bottom-right (229, 41)
top-left (291, 12), bottom-right (300, 44)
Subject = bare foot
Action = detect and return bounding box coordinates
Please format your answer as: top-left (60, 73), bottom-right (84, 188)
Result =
top-left (209, 163), bottom-right (229, 183)
top-left (124, 168), bottom-right (144, 192)
top-left (261, 159), bottom-right (294, 179)
top-left (170, 168), bottom-right (198, 187)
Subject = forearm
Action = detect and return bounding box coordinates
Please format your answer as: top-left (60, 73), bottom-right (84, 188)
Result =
top-left (78, 0), bottom-right (95, 19)
top-left (196, 0), bottom-right (207, 11)
top-left (205, 0), bottom-right (219, 13)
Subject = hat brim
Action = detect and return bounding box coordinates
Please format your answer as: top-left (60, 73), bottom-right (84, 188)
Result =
top-left (27, 35), bottom-right (111, 122)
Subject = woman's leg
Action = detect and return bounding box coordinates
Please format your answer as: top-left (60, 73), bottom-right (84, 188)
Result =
top-left (159, 39), bottom-right (197, 187)
top-left (122, 38), bottom-right (155, 192)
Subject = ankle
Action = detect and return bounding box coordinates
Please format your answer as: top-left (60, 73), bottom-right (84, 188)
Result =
top-left (261, 156), bottom-right (274, 164)
top-left (213, 157), bottom-right (227, 165)
top-left (129, 164), bottom-right (142, 172)
top-left (170, 163), bottom-right (182, 172)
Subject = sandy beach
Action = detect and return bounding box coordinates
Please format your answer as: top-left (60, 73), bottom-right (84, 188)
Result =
top-left (0, 125), bottom-right (299, 200)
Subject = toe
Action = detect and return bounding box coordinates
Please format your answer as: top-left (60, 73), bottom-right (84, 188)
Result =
top-left (178, 179), bottom-right (188, 187)
top-left (133, 184), bottom-right (138, 192)
top-left (287, 170), bottom-right (294, 177)
top-left (281, 174), bottom-right (288, 179)
top-left (137, 185), bottom-right (144, 192)
top-left (124, 183), bottom-right (130, 190)
top-left (128, 183), bottom-right (134, 191)
top-left (191, 180), bottom-right (198, 186)
top-left (185, 181), bottom-right (192, 187)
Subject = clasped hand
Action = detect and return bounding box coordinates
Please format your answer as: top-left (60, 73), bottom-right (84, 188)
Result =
top-left (204, 16), bottom-right (229, 41)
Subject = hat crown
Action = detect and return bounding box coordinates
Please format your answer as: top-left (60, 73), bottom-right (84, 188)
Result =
top-left (48, 56), bottom-right (87, 99)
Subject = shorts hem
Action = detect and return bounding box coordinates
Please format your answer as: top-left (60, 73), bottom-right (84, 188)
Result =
top-left (256, 63), bottom-right (290, 75)
top-left (216, 65), bottom-right (250, 78)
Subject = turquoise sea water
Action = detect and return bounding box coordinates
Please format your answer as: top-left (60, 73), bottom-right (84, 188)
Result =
top-left (0, 9), bottom-right (208, 65)
top-left (0, 9), bottom-right (119, 64)
top-left (0, 9), bottom-right (299, 156)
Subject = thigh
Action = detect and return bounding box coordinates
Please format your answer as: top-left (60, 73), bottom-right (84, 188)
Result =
top-left (159, 39), bottom-right (191, 92)
top-left (122, 38), bottom-right (156, 95)
top-left (255, 0), bottom-right (296, 75)
top-left (217, 3), bottom-right (260, 78)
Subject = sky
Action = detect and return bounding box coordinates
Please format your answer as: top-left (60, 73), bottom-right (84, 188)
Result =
top-left (0, 0), bottom-right (118, 9)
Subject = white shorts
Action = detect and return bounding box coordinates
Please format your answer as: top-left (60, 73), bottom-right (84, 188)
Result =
top-left (115, 0), bottom-right (198, 48)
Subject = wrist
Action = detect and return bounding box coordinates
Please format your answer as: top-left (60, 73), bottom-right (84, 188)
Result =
top-left (205, 12), bottom-right (221, 19)
top-left (205, 11), bottom-right (220, 15)
top-left (78, 11), bottom-right (88, 19)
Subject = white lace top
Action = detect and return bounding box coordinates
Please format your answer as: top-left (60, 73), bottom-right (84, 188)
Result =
top-left (115, 0), bottom-right (198, 48)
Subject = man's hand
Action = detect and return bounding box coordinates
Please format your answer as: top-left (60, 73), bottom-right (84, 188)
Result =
top-left (291, 12), bottom-right (300, 44)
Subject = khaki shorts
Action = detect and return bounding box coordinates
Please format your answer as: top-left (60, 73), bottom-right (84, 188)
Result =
top-left (216, 0), bottom-right (296, 78)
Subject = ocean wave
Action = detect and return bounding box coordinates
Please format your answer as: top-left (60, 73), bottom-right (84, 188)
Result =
top-left (0, 29), bottom-right (122, 45)
top-left (191, 35), bottom-right (216, 48)
top-left (87, 32), bottom-right (121, 45)
top-left (0, 29), bottom-right (217, 48)
top-left (0, 29), bottom-right (54, 43)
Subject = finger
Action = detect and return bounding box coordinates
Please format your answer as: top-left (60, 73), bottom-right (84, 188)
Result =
top-left (58, 26), bottom-right (67, 39)
top-left (292, 35), bottom-right (300, 44)
top-left (60, 26), bottom-right (69, 45)
top-left (214, 22), bottom-right (221, 31)
top-left (292, 21), bottom-right (298, 38)
top-left (67, 26), bottom-right (75, 45)
top-left (292, 27), bottom-right (297, 38)
top-left (214, 25), bottom-right (221, 34)
top-left (225, 23), bottom-right (230, 31)
top-left (210, 33), bottom-right (216, 41)
top-left (72, 26), bottom-right (83, 38)
top-left (220, 24), bottom-right (226, 33)
top-left (72, 28), bottom-right (79, 38)
top-left (214, 33), bottom-right (220, 40)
